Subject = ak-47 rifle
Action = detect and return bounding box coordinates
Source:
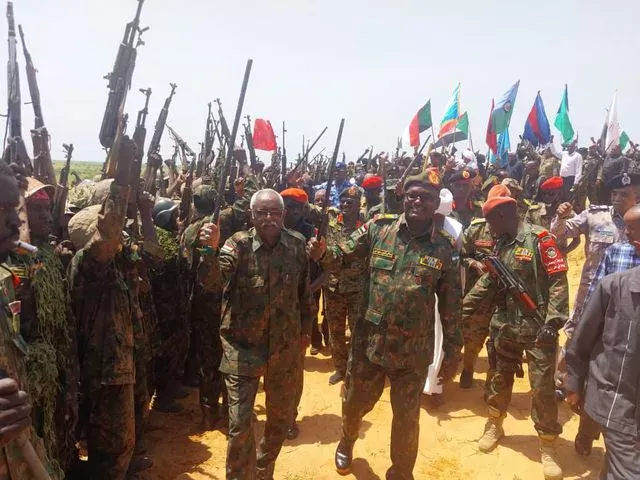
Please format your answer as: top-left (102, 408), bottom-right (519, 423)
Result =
top-left (18, 24), bottom-right (55, 185)
top-left (200, 102), bottom-right (214, 176)
top-left (289, 126), bottom-right (328, 177)
top-left (244, 115), bottom-right (257, 168)
top-left (281, 122), bottom-right (287, 185)
top-left (397, 135), bottom-right (431, 189)
top-left (167, 125), bottom-right (196, 160)
top-left (99, 0), bottom-right (147, 149)
top-left (356, 148), bottom-right (370, 164)
top-left (215, 98), bottom-right (232, 148)
top-left (52, 143), bottom-right (73, 239)
top-left (143, 83), bottom-right (176, 193)
top-left (128, 87), bottom-right (151, 218)
top-left (380, 152), bottom-right (387, 214)
top-left (178, 154), bottom-right (196, 230)
top-left (211, 60), bottom-right (253, 224)
top-left (318, 118), bottom-right (345, 239)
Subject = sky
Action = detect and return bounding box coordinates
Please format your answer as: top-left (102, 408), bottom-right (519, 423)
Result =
top-left (4, 0), bottom-right (640, 165)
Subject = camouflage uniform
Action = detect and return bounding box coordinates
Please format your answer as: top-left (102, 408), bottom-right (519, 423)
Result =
top-left (198, 227), bottom-right (315, 479)
top-left (181, 217), bottom-right (225, 416)
top-left (68, 183), bottom-right (135, 479)
top-left (539, 154), bottom-right (560, 180)
top-left (450, 200), bottom-right (484, 230)
top-left (550, 205), bottom-right (625, 336)
top-left (321, 213), bottom-right (462, 479)
top-left (365, 200), bottom-right (402, 221)
top-left (324, 212), bottom-right (364, 376)
top-left (464, 222), bottom-right (568, 436)
top-left (460, 219), bottom-right (496, 374)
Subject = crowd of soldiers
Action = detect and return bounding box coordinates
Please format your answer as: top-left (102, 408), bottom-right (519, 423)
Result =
top-left (0, 127), bottom-right (638, 480)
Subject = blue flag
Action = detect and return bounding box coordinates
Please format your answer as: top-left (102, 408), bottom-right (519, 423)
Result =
top-left (490, 128), bottom-right (511, 167)
top-left (491, 80), bottom-right (520, 135)
top-left (523, 92), bottom-right (551, 146)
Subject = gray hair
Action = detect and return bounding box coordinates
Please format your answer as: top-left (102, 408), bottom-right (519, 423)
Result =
top-left (249, 189), bottom-right (284, 210)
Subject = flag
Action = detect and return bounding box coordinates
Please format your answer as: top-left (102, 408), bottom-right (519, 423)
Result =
top-left (620, 130), bottom-right (630, 151)
top-left (490, 128), bottom-right (510, 167)
top-left (553, 84), bottom-right (574, 144)
top-left (598, 109), bottom-right (608, 150)
top-left (252, 118), bottom-right (277, 151)
top-left (491, 80), bottom-right (520, 134)
top-left (437, 83), bottom-right (461, 139)
top-left (486, 99), bottom-right (497, 155)
top-left (523, 92), bottom-right (551, 146)
top-left (605, 92), bottom-right (621, 151)
top-left (434, 112), bottom-right (469, 148)
top-left (402, 100), bottom-right (432, 148)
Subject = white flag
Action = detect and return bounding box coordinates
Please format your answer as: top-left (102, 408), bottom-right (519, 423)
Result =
top-left (605, 91), bottom-right (621, 151)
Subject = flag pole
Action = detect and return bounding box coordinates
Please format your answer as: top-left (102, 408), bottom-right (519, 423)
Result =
top-left (468, 119), bottom-right (475, 152)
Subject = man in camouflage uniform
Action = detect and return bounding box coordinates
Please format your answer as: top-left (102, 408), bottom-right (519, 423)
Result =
top-left (198, 189), bottom-right (315, 480)
top-left (360, 175), bottom-right (382, 219)
top-left (447, 168), bottom-right (483, 229)
top-left (366, 181), bottom-right (404, 220)
top-left (180, 185), bottom-right (227, 430)
top-left (465, 185), bottom-right (568, 480)
top-left (67, 137), bottom-right (137, 480)
top-left (318, 170), bottom-right (462, 480)
top-left (324, 186), bottom-right (365, 386)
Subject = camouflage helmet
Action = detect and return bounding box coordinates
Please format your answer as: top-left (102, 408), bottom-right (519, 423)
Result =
top-left (153, 197), bottom-right (178, 230)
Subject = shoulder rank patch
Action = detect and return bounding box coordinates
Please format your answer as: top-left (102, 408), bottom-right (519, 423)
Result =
top-left (419, 256), bottom-right (443, 270)
top-left (372, 248), bottom-right (394, 259)
top-left (373, 213), bottom-right (399, 221)
top-left (354, 223), bottom-right (369, 237)
top-left (537, 231), bottom-right (568, 275)
top-left (514, 247), bottom-right (533, 261)
top-left (438, 229), bottom-right (455, 246)
top-left (470, 218), bottom-right (487, 225)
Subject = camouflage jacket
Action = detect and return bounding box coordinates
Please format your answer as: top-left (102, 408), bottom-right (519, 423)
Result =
top-left (464, 222), bottom-right (569, 335)
top-left (325, 212), bottom-right (365, 294)
top-left (450, 200), bottom-right (483, 230)
top-left (525, 202), bottom-right (552, 230)
top-left (321, 213), bottom-right (463, 371)
top-left (539, 154), bottom-right (560, 179)
top-left (551, 204), bottom-right (625, 325)
top-left (199, 227), bottom-right (315, 377)
top-left (365, 202), bottom-right (402, 221)
top-left (68, 183), bottom-right (135, 391)
top-left (461, 218), bottom-right (495, 294)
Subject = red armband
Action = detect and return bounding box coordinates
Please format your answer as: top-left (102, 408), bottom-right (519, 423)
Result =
top-left (537, 231), bottom-right (568, 275)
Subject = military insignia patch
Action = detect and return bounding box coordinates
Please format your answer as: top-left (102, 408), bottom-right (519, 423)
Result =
top-left (220, 244), bottom-right (235, 255)
top-left (514, 247), bottom-right (533, 261)
top-left (537, 231), bottom-right (568, 275)
top-left (474, 240), bottom-right (494, 248)
top-left (546, 247), bottom-right (557, 259)
top-left (419, 256), bottom-right (443, 270)
top-left (428, 169), bottom-right (441, 186)
top-left (354, 223), bottom-right (368, 237)
top-left (372, 248), bottom-right (394, 259)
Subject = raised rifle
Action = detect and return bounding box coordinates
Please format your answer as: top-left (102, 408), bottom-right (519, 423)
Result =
top-left (215, 98), bottom-right (232, 148)
top-left (18, 24), bottom-right (55, 185)
top-left (200, 102), bottom-right (214, 176)
top-left (380, 152), bottom-right (387, 214)
top-left (397, 135), bottom-right (431, 189)
top-left (52, 143), bottom-right (73, 239)
top-left (289, 126), bottom-right (328, 177)
top-left (281, 122), bottom-right (287, 185)
top-left (244, 115), bottom-right (257, 168)
top-left (99, 0), bottom-right (147, 149)
top-left (167, 125), bottom-right (196, 160)
top-left (143, 83), bottom-right (176, 193)
top-left (317, 118), bottom-right (345, 239)
top-left (128, 87), bottom-right (151, 219)
top-left (211, 59), bottom-right (253, 224)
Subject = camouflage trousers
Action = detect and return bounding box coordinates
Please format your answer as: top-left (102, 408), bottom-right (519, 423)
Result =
top-left (343, 354), bottom-right (428, 480)
top-left (325, 291), bottom-right (359, 375)
top-left (85, 384), bottom-right (135, 480)
top-left (224, 365), bottom-right (299, 479)
top-left (461, 308), bottom-right (494, 372)
top-left (134, 348), bottom-right (150, 452)
top-left (310, 290), bottom-right (329, 348)
top-left (194, 303), bottom-right (226, 410)
top-left (292, 344), bottom-right (306, 424)
top-left (485, 327), bottom-right (562, 436)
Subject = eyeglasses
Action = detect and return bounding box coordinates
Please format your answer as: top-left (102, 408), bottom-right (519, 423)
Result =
top-left (405, 192), bottom-right (437, 203)
top-left (253, 209), bottom-right (284, 219)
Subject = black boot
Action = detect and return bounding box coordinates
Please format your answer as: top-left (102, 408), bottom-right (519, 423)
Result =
top-left (459, 369), bottom-right (474, 389)
top-left (335, 437), bottom-right (355, 475)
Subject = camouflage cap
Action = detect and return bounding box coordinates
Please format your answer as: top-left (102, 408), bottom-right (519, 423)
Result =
top-left (193, 185), bottom-right (217, 212)
top-left (403, 168), bottom-right (442, 191)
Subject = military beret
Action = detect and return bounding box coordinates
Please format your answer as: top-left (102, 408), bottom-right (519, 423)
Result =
top-left (539, 176), bottom-right (563, 191)
top-left (339, 185), bottom-right (362, 200)
top-left (280, 188), bottom-right (309, 204)
top-left (448, 168), bottom-right (475, 184)
top-left (404, 168), bottom-right (442, 191)
top-left (501, 177), bottom-right (523, 193)
top-left (482, 184), bottom-right (516, 216)
top-left (361, 176), bottom-right (383, 190)
top-left (607, 172), bottom-right (640, 190)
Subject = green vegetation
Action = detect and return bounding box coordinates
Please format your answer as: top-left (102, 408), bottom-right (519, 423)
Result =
top-left (52, 160), bottom-right (103, 183)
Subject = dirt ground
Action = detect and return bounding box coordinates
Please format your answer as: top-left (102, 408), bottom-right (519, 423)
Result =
top-left (142, 244), bottom-right (605, 480)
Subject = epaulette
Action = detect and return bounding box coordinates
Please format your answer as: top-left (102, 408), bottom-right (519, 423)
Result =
top-left (470, 218), bottom-right (487, 226)
top-left (588, 204), bottom-right (609, 212)
top-left (285, 228), bottom-right (306, 243)
top-left (523, 198), bottom-right (534, 207)
top-left (438, 229), bottom-right (456, 247)
top-left (531, 225), bottom-right (551, 238)
top-left (373, 213), bottom-right (399, 222)
top-left (527, 203), bottom-right (541, 211)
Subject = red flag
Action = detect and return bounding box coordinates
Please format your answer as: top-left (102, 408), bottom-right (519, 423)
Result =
top-left (486, 98), bottom-right (497, 155)
top-left (252, 118), bottom-right (277, 151)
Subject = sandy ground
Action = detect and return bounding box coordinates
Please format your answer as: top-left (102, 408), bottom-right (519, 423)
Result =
top-left (142, 244), bottom-right (605, 480)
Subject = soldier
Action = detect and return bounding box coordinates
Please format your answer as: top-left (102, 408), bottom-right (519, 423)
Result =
top-left (466, 185), bottom-right (568, 480)
top-left (500, 177), bottom-right (528, 221)
top-left (197, 189), bottom-right (316, 480)
top-left (361, 175), bottom-right (382, 218)
top-left (310, 190), bottom-right (329, 354)
top-left (180, 185), bottom-right (227, 430)
top-left (317, 170), bottom-right (462, 479)
top-left (366, 181), bottom-right (403, 220)
top-left (67, 138), bottom-right (137, 480)
top-left (447, 168), bottom-right (483, 229)
top-left (525, 176), bottom-right (563, 229)
top-left (313, 162), bottom-right (351, 208)
top-left (324, 186), bottom-right (365, 386)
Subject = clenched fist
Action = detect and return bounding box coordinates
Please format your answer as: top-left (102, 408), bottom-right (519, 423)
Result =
top-left (198, 222), bottom-right (220, 251)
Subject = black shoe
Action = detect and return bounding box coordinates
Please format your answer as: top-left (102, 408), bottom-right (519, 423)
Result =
top-left (574, 433), bottom-right (594, 457)
top-left (127, 455), bottom-right (153, 474)
top-left (152, 398), bottom-right (184, 413)
top-left (335, 437), bottom-right (354, 475)
top-left (310, 345), bottom-right (321, 356)
top-left (329, 371), bottom-right (345, 385)
top-left (286, 422), bottom-right (299, 440)
top-left (459, 369), bottom-right (474, 389)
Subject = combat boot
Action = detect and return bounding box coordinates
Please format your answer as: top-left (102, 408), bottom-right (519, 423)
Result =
top-left (478, 408), bottom-right (505, 453)
top-left (539, 435), bottom-right (563, 480)
top-left (335, 437), bottom-right (355, 475)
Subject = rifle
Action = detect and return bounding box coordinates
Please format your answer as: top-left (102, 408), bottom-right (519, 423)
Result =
top-left (244, 115), bottom-right (257, 168)
top-left (99, 0), bottom-right (147, 149)
top-left (289, 126), bottom-right (328, 179)
top-left (281, 122), bottom-right (287, 185)
top-left (178, 155), bottom-right (196, 229)
top-left (18, 24), bottom-right (55, 185)
top-left (356, 148), bottom-right (370, 164)
top-left (380, 153), bottom-right (387, 214)
top-left (211, 60), bottom-right (253, 224)
top-left (143, 83), bottom-right (177, 193)
top-left (215, 98), bottom-right (232, 148)
top-left (200, 102), bottom-right (214, 176)
top-left (397, 135), bottom-right (431, 189)
top-left (52, 143), bottom-right (73, 239)
top-left (317, 118), bottom-right (345, 240)
top-left (167, 125), bottom-right (196, 159)
top-left (481, 253), bottom-right (544, 328)
top-left (128, 87), bottom-right (151, 218)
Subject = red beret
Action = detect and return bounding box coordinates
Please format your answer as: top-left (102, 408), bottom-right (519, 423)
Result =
top-left (280, 188), bottom-right (308, 204)
top-left (539, 176), bottom-right (563, 191)
top-left (482, 184), bottom-right (516, 216)
top-left (361, 176), bottom-right (383, 190)
top-left (27, 188), bottom-right (51, 204)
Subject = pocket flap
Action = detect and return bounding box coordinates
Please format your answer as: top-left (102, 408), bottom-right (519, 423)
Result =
top-left (365, 307), bottom-right (383, 325)
top-left (370, 256), bottom-right (395, 271)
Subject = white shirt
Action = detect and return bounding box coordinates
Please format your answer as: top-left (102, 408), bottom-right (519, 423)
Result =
top-left (553, 144), bottom-right (583, 183)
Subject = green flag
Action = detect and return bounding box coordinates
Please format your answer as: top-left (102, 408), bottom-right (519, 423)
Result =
top-left (620, 131), bottom-right (630, 151)
top-left (433, 112), bottom-right (468, 147)
top-left (553, 84), bottom-right (574, 144)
